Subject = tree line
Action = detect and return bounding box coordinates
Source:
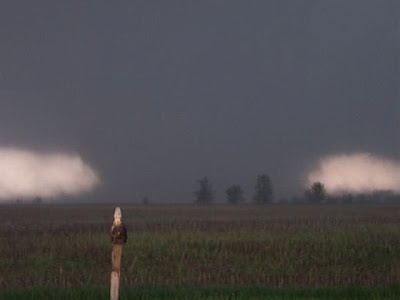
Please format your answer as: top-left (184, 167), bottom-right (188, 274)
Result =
top-left (194, 176), bottom-right (400, 204)
top-left (194, 174), bottom-right (274, 204)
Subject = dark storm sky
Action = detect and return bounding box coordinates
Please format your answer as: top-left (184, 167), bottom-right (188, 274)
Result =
top-left (0, 1), bottom-right (398, 202)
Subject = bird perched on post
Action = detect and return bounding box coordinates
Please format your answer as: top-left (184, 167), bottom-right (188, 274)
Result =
top-left (110, 207), bottom-right (127, 245)
top-left (109, 207), bottom-right (127, 300)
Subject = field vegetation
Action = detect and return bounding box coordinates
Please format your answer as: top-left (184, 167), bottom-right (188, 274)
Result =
top-left (1, 203), bottom-right (400, 298)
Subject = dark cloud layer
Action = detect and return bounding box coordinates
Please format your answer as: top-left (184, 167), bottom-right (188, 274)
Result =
top-left (0, 1), bottom-right (398, 202)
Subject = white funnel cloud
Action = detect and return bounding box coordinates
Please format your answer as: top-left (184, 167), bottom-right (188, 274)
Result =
top-left (0, 147), bottom-right (100, 201)
top-left (307, 153), bottom-right (400, 194)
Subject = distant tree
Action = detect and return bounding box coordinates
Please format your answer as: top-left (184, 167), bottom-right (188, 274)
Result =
top-left (226, 185), bottom-right (245, 204)
top-left (32, 197), bottom-right (42, 205)
top-left (194, 177), bottom-right (215, 204)
top-left (305, 182), bottom-right (327, 204)
top-left (142, 196), bottom-right (149, 205)
top-left (253, 174), bottom-right (274, 204)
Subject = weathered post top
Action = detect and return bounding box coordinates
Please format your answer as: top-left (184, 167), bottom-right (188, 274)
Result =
top-left (110, 207), bottom-right (127, 245)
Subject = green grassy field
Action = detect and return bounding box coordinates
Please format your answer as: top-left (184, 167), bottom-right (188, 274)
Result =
top-left (2, 285), bottom-right (400, 299)
top-left (1, 204), bottom-right (400, 299)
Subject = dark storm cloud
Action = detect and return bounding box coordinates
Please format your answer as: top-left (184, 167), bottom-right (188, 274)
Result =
top-left (0, 1), bottom-right (398, 202)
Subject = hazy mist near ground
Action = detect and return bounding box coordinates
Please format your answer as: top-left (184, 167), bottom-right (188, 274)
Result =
top-left (0, 147), bottom-right (99, 201)
top-left (1, 147), bottom-right (400, 203)
top-left (308, 153), bottom-right (400, 194)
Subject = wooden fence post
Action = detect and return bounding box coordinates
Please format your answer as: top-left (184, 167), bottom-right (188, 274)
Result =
top-left (110, 207), bottom-right (127, 300)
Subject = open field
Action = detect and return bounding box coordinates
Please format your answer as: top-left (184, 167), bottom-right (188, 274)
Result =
top-left (2, 285), bottom-right (400, 300)
top-left (1, 203), bottom-right (400, 298)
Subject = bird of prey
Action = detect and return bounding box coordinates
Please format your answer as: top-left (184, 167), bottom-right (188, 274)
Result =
top-left (110, 207), bottom-right (127, 244)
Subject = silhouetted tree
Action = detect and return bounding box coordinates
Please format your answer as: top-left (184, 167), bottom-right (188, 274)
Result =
top-left (226, 185), bottom-right (245, 204)
top-left (253, 174), bottom-right (274, 204)
top-left (194, 177), bottom-right (215, 204)
top-left (306, 182), bottom-right (327, 204)
top-left (32, 197), bottom-right (42, 205)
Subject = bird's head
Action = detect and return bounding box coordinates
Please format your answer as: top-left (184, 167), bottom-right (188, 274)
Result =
top-left (113, 207), bottom-right (122, 225)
